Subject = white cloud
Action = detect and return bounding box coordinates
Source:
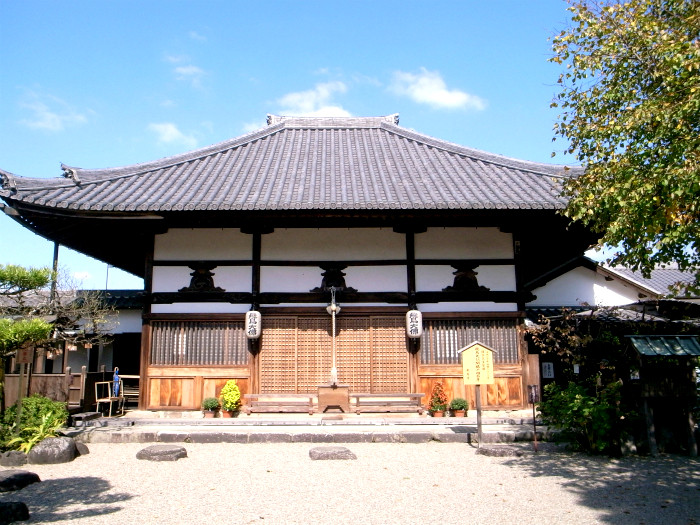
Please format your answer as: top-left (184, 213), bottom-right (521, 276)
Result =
top-left (19, 93), bottom-right (88, 131)
top-left (276, 81), bottom-right (351, 117)
top-left (148, 122), bottom-right (198, 149)
top-left (189, 31), bottom-right (207, 41)
top-left (174, 65), bottom-right (205, 88)
top-left (389, 68), bottom-right (487, 111)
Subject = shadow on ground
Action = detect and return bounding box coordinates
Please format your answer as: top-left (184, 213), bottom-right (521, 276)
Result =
top-left (502, 450), bottom-right (700, 524)
top-left (0, 475), bottom-right (133, 523)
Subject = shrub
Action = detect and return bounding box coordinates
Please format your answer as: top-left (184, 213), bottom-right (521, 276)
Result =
top-left (1, 394), bottom-right (68, 452)
top-left (537, 380), bottom-right (625, 455)
top-left (449, 397), bottom-right (468, 411)
top-left (201, 397), bottom-right (220, 411)
top-left (219, 380), bottom-right (241, 412)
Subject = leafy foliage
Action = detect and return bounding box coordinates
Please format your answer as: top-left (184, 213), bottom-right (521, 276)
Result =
top-left (219, 380), bottom-right (241, 412)
top-left (528, 307), bottom-right (592, 366)
top-left (538, 380), bottom-right (626, 454)
top-left (201, 397), bottom-right (220, 411)
top-left (551, 0), bottom-right (700, 294)
top-left (1, 394), bottom-right (68, 452)
top-left (0, 264), bottom-right (52, 297)
top-left (428, 380), bottom-right (448, 412)
top-left (449, 397), bottom-right (468, 411)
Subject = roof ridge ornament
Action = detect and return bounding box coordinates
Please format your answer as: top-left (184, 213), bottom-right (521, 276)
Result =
top-left (0, 171), bottom-right (17, 193)
top-left (61, 163), bottom-right (81, 185)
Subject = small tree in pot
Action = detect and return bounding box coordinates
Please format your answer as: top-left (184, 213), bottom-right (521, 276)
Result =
top-left (428, 381), bottom-right (448, 417)
top-left (449, 397), bottom-right (468, 417)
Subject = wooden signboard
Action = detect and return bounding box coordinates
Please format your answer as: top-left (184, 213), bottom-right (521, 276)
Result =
top-left (459, 342), bottom-right (494, 385)
top-left (16, 346), bottom-right (34, 364)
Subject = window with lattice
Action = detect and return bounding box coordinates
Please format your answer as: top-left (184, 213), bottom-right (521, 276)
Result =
top-left (151, 321), bottom-right (249, 366)
top-left (420, 319), bottom-right (519, 365)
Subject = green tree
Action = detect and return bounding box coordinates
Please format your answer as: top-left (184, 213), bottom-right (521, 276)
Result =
top-left (551, 0), bottom-right (700, 294)
top-left (0, 265), bottom-right (53, 411)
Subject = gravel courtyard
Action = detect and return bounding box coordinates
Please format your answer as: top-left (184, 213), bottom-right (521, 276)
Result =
top-left (1, 442), bottom-right (698, 524)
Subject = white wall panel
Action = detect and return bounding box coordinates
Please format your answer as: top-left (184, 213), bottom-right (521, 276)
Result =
top-left (263, 228), bottom-right (404, 260)
top-left (153, 266), bottom-right (251, 292)
top-left (529, 266), bottom-right (639, 307)
top-left (418, 302), bottom-right (518, 312)
top-left (261, 267), bottom-right (320, 293)
top-left (151, 303), bottom-right (249, 314)
top-left (344, 266), bottom-right (406, 292)
top-left (154, 228), bottom-right (251, 260)
top-left (415, 227), bottom-right (513, 259)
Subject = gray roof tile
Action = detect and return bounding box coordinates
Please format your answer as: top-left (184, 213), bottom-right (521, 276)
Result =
top-left (1, 115), bottom-right (579, 213)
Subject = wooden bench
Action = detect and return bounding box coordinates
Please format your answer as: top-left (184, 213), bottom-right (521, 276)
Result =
top-left (352, 393), bottom-right (425, 415)
top-left (243, 394), bottom-right (315, 415)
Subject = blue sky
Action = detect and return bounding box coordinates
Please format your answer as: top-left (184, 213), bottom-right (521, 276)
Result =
top-left (1, 0), bottom-right (587, 290)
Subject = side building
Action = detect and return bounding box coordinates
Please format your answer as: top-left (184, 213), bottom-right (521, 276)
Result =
top-left (0, 115), bottom-right (596, 410)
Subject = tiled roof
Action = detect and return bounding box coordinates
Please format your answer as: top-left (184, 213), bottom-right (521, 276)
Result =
top-left (1, 115), bottom-right (578, 213)
top-left (605, 266), bottom-right (697, 298)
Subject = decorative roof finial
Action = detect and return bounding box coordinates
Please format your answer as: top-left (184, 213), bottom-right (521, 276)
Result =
top-left (61, 163), bottom-right (81, 185)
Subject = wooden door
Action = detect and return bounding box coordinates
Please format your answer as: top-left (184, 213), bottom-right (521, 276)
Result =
top-left (259, 315), bottom-right (408, 393)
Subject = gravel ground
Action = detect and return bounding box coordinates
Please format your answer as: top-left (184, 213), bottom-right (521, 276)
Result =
top-left (1, 442), bottom-right (699, 525)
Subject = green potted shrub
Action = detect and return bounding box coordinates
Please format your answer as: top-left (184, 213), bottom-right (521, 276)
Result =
top-left (219, 379), bottom-right (241, 417)
top-left (201, 397), bottom-right (220, 418)
top-left (449, 397), bottom-right (468, 417)
top-left (428, 380), bottom-right (448, 417)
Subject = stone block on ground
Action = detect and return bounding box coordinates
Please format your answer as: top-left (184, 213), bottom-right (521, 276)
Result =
top-left (75, 442), bottom-right (90, 456)
top-left (309, 446), bottom-right (357, 460)
top-left (475, 445), bottom-right (525, 457)
top-left (0, 501), bottom-right (30, 524)
top-left (27, 437), bottom-right (77, 464)
top-left (136, 444), bottom-right (187, 461)
top-left (0, 451), bottom-right (27, 467)
top-left (0, 471), bottom-right (41, 492)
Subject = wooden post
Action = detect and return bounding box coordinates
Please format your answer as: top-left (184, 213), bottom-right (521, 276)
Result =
top-left (643, 399), bottom-right (658, 456)
top-left (475, 385), bottom-right (482, 448)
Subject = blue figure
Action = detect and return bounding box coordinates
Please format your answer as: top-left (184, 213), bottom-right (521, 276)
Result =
top-left (113, 367), bottom-right (120, 397)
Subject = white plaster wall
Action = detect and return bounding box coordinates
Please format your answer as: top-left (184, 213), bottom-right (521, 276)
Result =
top-left (151, 303), bottom-right (249, 314)
top-left (415, 227), bottom-right (513, 259)
top-left (113, 310), bottom-right (142, 333)
top-left (154, 228), bottom-right (251, 259)
top-left (152, 266), bottom-right (251, 293)
top-left (529, 267), bottom-right (640, 307)
top-left (262, 228), bottom-right (404, 260)
top-left (416, 265), bottom-right (515, 292)
top-left (261, 267), bottom-right (321, 293)
top-left (418, 302), bottom-right (518, 313)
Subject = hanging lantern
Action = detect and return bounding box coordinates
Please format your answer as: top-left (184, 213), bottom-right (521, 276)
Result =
top-left (245, 310), bottom-right (262, 339)
top-left (405, 310), bottom-right (423, 338)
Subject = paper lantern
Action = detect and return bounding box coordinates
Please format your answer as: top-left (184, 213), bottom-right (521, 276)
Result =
top-left (405, 310), bottom-right (423, 338)
top-left (245, 310), bottom-right (262, 339)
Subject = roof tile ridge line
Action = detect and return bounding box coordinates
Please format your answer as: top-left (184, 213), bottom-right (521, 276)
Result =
top-left (62, 121), bottom-right (287, 180)
top-left (380, 121), bottom-right (578, 178)
top-left (270, 114), bottom-right (398, 128)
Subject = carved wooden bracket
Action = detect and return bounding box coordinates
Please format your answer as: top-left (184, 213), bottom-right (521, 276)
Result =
top-left (442, 263), bottom-right (490, 293)
top-left (310, 265), bottom-right (357, 293)
top-left (179, 263), bottom-right (225, 293)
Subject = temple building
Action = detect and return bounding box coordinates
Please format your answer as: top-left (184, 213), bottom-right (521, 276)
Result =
top-left (0, 114), bottom-right (596, 410)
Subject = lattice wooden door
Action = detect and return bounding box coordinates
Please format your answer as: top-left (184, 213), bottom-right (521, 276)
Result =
top-left (259, 316), bottom-right (407, 393)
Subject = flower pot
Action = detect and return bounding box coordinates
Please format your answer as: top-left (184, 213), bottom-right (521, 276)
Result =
top-left (452, 409), bottom-right (465, 417)
top-left (431, 410), bottom-right (444, 417)
top-left (221, 410), bottom-right (238, 418)
top-left (203, 410), bottom-right (218, 418)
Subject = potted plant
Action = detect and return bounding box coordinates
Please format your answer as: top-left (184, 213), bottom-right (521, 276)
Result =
top-left (428, 380), bottom-right (448, 417)
top-left (219, 379), bottom-right (241, 417)
top-left (449, 397), bottom-right (468, 417)
top-left (202, 397), bottom-right (220, 418)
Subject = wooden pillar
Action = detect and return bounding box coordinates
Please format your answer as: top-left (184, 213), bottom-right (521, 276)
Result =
top-left (139, 237), bottom-right (154, 410)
